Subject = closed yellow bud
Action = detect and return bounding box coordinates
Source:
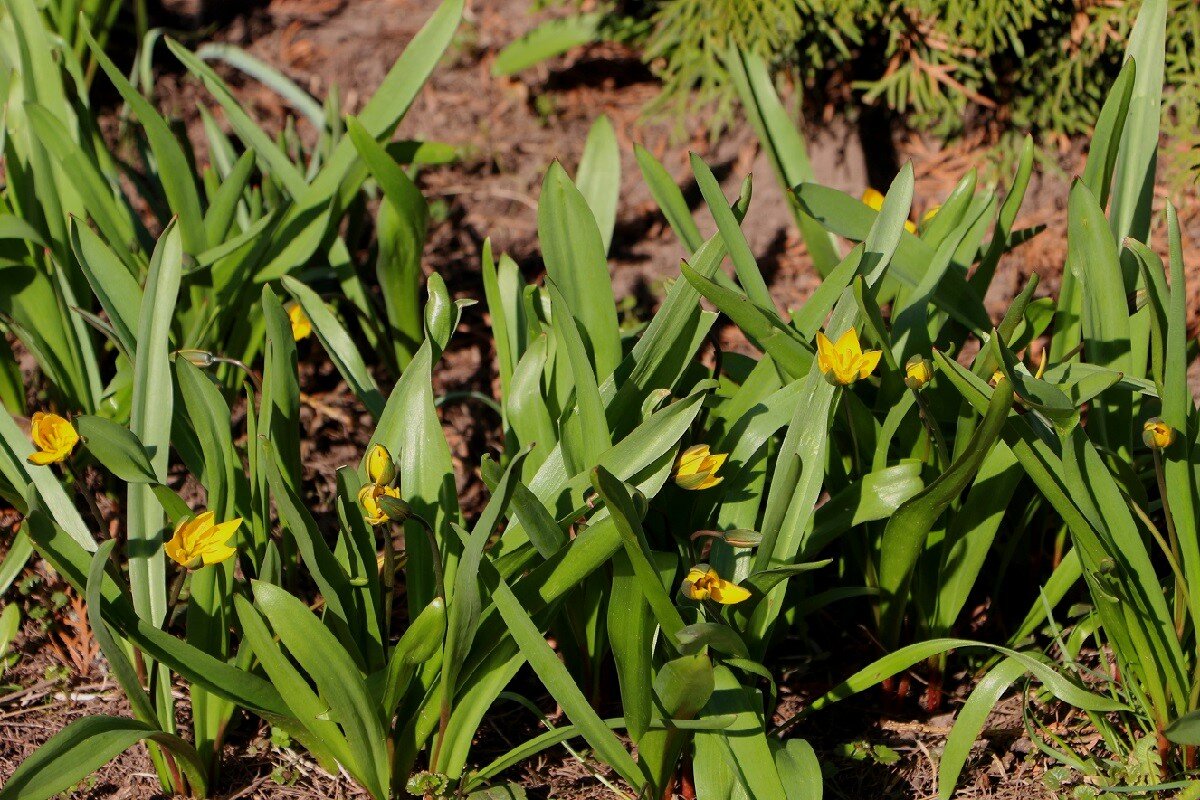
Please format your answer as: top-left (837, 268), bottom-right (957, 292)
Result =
top-left (288, 304), bottom-right (312, 341)
top-left (861, 188), bottom-right (885, 211)
top-left (989, 370), bottom-right (1006, 387)
top-left (905, 356), bottom-right (933, 390)
top-left (165, 511), bottom-right (241, 569)
top-left (1144, 418), bottom-right (1175, 450)
top-left (863, 188), bottom-right (917, 233)
top-left (26, 412), bottom-right (78, 466)
top-left (816, 328), bottom-right (881, 386)
top-left (366, 444), bottom-right (396, 485)
top-left (682, 565), bottom-right (750, 605)
top-left (922, 204), bottom-right (941, 223)
top-left (674, 444), bottom-right (727, 491)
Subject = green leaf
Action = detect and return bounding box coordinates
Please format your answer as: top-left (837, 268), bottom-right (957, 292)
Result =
top-left (877, 380), bottom-right (1014, 646)
top-left (607, 550), bottom-right (654, 742)
top-left (252, 581), bottom-right (390, 798)
top-left (86, 542), bottom-right (158, 726)
top-left (538, 162), bottom-right (621, 380)
top-left (593, 465), bottom-right (686, 639)
top-left (549, 283), bottom-right (611, 470)
top-left (725, 48), bottom-right (838, 275)
top-left (381, 597), bottom-right (446, 718)
top-left (1066, 179), bottom-right (1131, 454)
top-left (0, 716), bottom-right (206, 800)
top-left (795, 638), bottom-right (1126, 723)
top-left (691, 153), bottom-right (773, 310)
top-left (68, 220), bottom-right (141, 357)
top-left (491, 13), bottom-right (602, 75)
top-left (576, 116), bottom-right (620, 254)
top-left (86, 28), bottom-right (206, 255)
top-left (938, 657), bottom-right (1028, 800)
top-left (282, 275), bottom-right (385, 418)
top-left (635, 144), bottom-right (702, 252)
top-left (1109, 0), bottom-right (1165, 248)
top-left (677, 623), bottom-right (749, 659)
top-left (793, 183), bottom-right (990, 332)
top-left (128, 222), bottom-right (182, 626)
top-left (196, 43), bottom-right (325, 129)
top-left (367, 341), bottom-right (460, 613)
top-left (483, 549), bottom-right (645, 788)
top-left (234, 594), bottom-right (356, 770)
top-left (76, 416), bottom-right (156, 483)
top-left (1081, 60), bottom-right (1136, 209)
top-left (347, 116), bottom-right (428, 368)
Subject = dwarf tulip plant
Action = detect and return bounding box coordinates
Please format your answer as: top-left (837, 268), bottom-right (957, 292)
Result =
top-left (2, 0), bottom-right (1199, 797)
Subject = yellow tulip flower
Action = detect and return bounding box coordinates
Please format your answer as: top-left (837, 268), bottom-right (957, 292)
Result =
top-left (1144, 418), bottom-right (1175, 450)
top-left (922, 204), bottom-right (941, 223)
top-left (861, 188), bottom-right (916, 233)
top-left (26, 412), bottom-right (79, 466)
top-left (682, 565), bottom-right (750, 605)
top-left (359, 482), bottom-right (402, 525)
top-left (165, 511), bottom-right (241, 569)
top-left (366, 444), bottom-right (397, 486)
top-left (674, 444), bottom-right (727, 490)
top-left (815, 329), bottom-right (881, 386)
top-left (288, 304), bottom-right (312, 341)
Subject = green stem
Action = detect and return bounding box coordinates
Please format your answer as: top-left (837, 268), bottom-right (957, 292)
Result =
top-left (912, 389), bottom-right (950, 469)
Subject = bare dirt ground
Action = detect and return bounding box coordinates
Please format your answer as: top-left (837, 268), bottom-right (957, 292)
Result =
top-left (4, 0), bottom-right (1199, 796)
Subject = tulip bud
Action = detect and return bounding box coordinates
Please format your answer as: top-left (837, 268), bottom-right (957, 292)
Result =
top-left (905, 355), bottom-right (933, 390)
top-left (722, 529), bottom-right (763, 548)
top-left (366, 444), bottom-right (396, 485)
top-left (396, 597), bottom-right (447, 665)
top-left (178, 349), bottom-right (215, 368)
top-left (1143, 417), bottom-right (1175, 450)
top-left (375, 494), bottom-right (413, 525)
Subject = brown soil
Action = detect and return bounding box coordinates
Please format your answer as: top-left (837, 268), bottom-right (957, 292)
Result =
top-left (4, 0), bottom-right (1199, 797)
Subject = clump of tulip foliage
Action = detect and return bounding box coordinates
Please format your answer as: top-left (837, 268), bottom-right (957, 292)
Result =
top-left (2, 0), bottom-right (1199, 798)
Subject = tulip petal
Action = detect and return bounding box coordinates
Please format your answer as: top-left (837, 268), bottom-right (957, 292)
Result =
top-left (833, 328), bottom-right (861, 356)
top-left (856, 349), bottom-right (882, 379)
top-left (710, 580), bottom-right (751, 605)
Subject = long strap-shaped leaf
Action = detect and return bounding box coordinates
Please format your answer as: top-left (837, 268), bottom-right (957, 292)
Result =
top-left (0, 716), bottom-right (207, 800)
top-left (877, 379), bottom-right (1014, 646)
top-left (128, 221), bottom-right (181, 627)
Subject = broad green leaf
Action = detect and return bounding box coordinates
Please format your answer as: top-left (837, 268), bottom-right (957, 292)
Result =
top-left (576, 115), bottom-right (620, 254)
top-left (282, 275), bottom-right (385, 418)
top-left (483, 551), bottom-right (645, 787)
top-left (347, 116), bottom-right (427, 368)
top-left (128, 222), bottom-right (182, 626)
top-left (252, 581), bottom-right (390, 798)
top-left (0, 716), bottom-right (206, 800)
top-left (691, 153), bottom-right (772, 310)
top-left (76, 415), bottom-right (156, 483)
top-left (549, 283), bottom-right (610, 470)
top-left (725, 48), bottom-right (838, 275)
top-left (491, 13), bottom-right (602, 75)
top-left (635, 144), bottom-right (702, 252)
top-left (877, 380), bottom-right (1014, 646)
top-left (537, 162), bottom-right (621, 380)
top-left (86, 29), bottom-right (205, 254)
top-left (938, 657), bottom-right (1029, 799)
